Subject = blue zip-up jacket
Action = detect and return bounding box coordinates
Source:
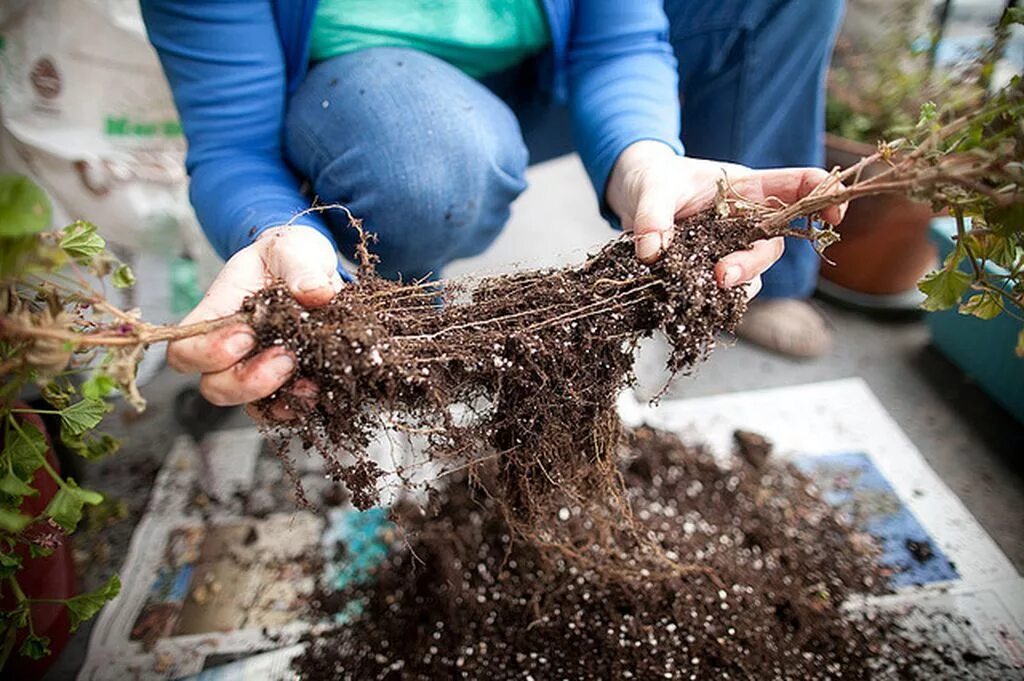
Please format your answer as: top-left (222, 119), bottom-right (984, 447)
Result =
top-left (140, 1), bottom-right (683, 262)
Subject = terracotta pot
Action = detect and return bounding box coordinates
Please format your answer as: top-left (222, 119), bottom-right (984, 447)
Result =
top-left (0, 409), bottom-right (77, 678)
top-left (821, 134), bottom-right (940, 296)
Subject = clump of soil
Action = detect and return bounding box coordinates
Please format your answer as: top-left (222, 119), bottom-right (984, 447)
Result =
top-left (294, 428), bottom-right (980, 680)
top-left (244, 209), bottom-right (762, 552)
top-left (906, 539), bottom-right (935, 563)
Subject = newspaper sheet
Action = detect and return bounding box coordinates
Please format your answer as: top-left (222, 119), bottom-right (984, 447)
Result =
top-left (79, 378), bottom-right (1023, 679)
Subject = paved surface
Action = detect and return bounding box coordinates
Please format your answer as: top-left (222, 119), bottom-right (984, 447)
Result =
top-left (42, 154), bottom-right (1024, 679)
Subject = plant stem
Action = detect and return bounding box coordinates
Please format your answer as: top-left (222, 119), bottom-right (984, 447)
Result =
top-left (6, 416), bottom-right (70, 492)
top-left (0, 312), bottom-right (248, 350)
top-left (953, 207), bottom-right (984, 281)
top-left (0, 621), bottom-right (15, 673)
top-left (753, 156), bottom-right (997, 234)
top-left (0, 577), bottom-right (26, 672)
top-left (7, 577), bottom-right (27, 604)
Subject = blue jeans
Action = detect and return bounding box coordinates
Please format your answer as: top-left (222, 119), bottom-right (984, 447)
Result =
top-left (285, 0), bottom-right (843, 295)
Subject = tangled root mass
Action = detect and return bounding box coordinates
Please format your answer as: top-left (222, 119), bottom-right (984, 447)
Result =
top-left (244, 209), bottom-right (760, 557)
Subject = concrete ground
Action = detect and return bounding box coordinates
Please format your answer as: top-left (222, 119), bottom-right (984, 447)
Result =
top-left (42, 154), bottom-right (1024, 679)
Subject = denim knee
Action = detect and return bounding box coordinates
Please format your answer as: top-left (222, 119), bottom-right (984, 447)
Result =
top-left (285, 48), bottom-right (529, 280)
top-left (340, 111), bottom-right (528, 278)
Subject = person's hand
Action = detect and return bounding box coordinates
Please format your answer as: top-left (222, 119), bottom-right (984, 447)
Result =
top-left (606, 141), bottom-right (847, 299)
top-left (167, 226), bottom-right (343, 408)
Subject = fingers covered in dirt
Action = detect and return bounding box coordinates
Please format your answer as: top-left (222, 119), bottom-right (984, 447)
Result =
top-left (607, 149), bottom-right (847, 270)
top-left (244, 378), bottom-right (320, 422)
top-left (260, 228), bottom-right (345, 307)
top-left (714, 236), bottom-right (785, 289)
top-left (166, 323), bottom-right (255, 374)
top-left (730, 167), bottom-right (849, 226)
top-left (199, 347), bottom-right (297, 406)
top-left (167, 245), bottom-right (266, 375)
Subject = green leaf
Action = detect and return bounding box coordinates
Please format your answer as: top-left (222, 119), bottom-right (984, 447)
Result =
top-left (65, 574), bottom-right (121, 631)
top-left (0, 235), bottom-right (41, 280)
top-left (18, 633), bottom-right (51, 660)
top-left (959, 293), bottom-right (1003, 320)
top-left (0, 471), bottom-right (37, 499)
top-left (0, 551), bottom-right (22, 578)
top-left (0, 509), bottom-right (31, 533)
top-left (58, 399), bottom-right (109, 438)
top-left (40, 380), bottom-right (73, 410)
top-left (917, 101), bottom-right (937, 126)
top-left (62, 431), bottom-right (120, 461)
top-left (970, 232), bottom-right (1020, 270)
top-left (3, 422), bottom-right (46, 481)
top-left (28, 543), bottom-right (54, 559)
top-left (44, 479), bottom-right (103, 532)
top-left (1002, 7), bottom-right (1024, 27)
top-left (112, 264), bottom-right (135, 289)
top-left (58, 221), bottom-right (105, 262)
top-left (1017, 329), bottom-right (1024, 359)
top-left (986, 203), bottom-right (1024, 237)
top-left (59, 221), bottom-right (105, 260)
top-left (0, 175), bottom-right (51, 237)
top-left (918, 268), bottom-right (972, 311)
top-left (81, 374), bottom-right (116, 400)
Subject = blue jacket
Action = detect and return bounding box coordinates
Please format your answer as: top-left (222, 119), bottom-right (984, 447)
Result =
top-left (140, 1), bottom-right (683, 261)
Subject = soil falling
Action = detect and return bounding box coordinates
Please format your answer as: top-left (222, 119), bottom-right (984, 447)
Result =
top-left (294, 428), bottom-right (992, 680)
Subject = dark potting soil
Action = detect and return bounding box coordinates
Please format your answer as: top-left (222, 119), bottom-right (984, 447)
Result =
top-left (293, 428), bottom-right (994, 681)
top-left (905, 539), bottom-right (935, 564)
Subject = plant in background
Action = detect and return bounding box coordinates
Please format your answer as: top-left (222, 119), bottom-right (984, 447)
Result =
top-left (752, 10), bottom-right (1024, 353)
top-left (0, 170), bottom-right (242, 668)
top-left (826, 0), bottom-right (940, 143)
top-left (825, 0), bottom-right (994, 145)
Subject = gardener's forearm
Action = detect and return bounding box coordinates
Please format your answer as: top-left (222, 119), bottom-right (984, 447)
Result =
top-left (188, 157), bottom-right (338, 261)
top-left (141, 0), bottom-right (336, 262)
top-left (565, 1), bottom-right (683, 209)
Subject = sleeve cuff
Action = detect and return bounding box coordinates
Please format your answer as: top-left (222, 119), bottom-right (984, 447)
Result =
top-left (590, 136), bottom-right (685, 229)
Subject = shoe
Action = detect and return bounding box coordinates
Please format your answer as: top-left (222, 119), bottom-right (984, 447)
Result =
top-left (735, 299), bottom-right (832, 359)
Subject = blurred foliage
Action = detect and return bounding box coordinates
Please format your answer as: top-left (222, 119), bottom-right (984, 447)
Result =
top-left (826, 0), bottom-right (998, 144)
top-left (0, 174), bottom-right (133, 668)
top-left (905, 11), bottom-right (1023, 352)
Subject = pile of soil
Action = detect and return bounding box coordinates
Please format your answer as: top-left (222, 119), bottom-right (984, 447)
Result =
top-left (244, 209), bottom-right (759, 543)
top-left (294, 428), bottom-right (985, 680)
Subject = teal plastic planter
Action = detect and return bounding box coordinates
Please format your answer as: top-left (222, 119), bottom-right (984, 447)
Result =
top-left (926, 218), bottom-right (1024, 424)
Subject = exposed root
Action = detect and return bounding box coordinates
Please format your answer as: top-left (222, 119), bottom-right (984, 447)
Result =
top-left (245, 208), bottom-right (777, 576)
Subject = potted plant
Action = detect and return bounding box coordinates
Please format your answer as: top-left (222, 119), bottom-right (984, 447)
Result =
top-left (821, 0), bottom-right (999, 306)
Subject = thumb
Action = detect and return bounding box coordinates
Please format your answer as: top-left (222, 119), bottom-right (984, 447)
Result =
top-left (632, 181), bottom-right (677, 264)
top-left (262, 227), bottom-right (344, 306)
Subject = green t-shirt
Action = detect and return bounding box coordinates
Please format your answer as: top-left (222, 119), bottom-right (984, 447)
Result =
top-left (309, 0), bottom-right (551, 79)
